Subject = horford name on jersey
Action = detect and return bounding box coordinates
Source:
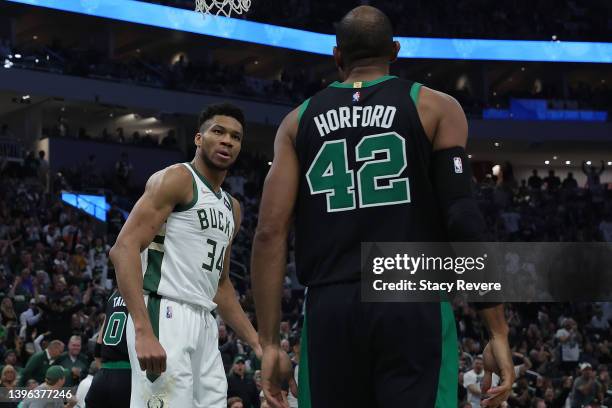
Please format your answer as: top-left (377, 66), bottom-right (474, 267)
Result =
top-left (313, 105), bottom-right (397, 137)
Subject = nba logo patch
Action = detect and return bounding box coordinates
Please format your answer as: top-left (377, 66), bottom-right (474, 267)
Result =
top-left (352, 91), bottom-right (361, 103)
top-left (453, 157), bottom-right (463, 173)
top-left (166, 306), bottom-right (172, 319)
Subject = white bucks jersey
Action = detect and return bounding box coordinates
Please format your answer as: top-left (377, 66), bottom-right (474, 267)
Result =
top-left (141, 163), bottom-right (235, 310)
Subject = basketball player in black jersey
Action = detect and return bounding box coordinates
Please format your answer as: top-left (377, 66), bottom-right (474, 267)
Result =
top-left (251, 5), bottom-right (514, 408)
top-left (85, 289), bottom-right (131, 408)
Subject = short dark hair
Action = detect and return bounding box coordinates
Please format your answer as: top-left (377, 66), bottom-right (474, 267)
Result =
top-left (336, 6), bottom-right (394, 68)
top-left (198, 103), bottom-right (246, 135)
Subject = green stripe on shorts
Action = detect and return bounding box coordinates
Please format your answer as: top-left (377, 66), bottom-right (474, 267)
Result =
top-left (435, 301), bottom-right (459, 408)
top-left (297, 309), bottom-right (312, 408)
top-left (146, 294), bottom-right (162, 383)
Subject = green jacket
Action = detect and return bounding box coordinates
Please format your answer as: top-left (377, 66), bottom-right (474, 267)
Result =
top-left (17, 351), bottom-right (52, 387)
top-left (56, 352), bottom-right (89, 386)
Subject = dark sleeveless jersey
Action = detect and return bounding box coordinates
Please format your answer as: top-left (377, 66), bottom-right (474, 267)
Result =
top-left (101, 289), bottom-right (129, 363)
top-left (295, 75), bottom-right (447, 287)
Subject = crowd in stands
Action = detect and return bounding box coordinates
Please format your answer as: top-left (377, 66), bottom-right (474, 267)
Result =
top-left (1, 143), bottom-right (612, 407)
top-left (152, 0), bottom-right (612, 42)
top-left (1, 30), bottom-right (611, 116)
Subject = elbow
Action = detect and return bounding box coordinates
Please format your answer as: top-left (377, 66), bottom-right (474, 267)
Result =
top-left (253, 223), bottom-right (287, 245)
top-left (491, 322), bottom-right (510, 338)
top-left (109, 244), bottom-right (120, 265)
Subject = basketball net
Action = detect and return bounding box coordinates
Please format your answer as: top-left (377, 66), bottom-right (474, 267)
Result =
top-left (195, 0), bottom-right (251, 17)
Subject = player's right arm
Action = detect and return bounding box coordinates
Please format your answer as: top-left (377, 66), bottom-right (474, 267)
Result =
top-left (418, 87), bottom-right (514, 407)
top-left (110, 165), bottom-right (192, 375)
top-left (251, 107), bottom-right (300, 408)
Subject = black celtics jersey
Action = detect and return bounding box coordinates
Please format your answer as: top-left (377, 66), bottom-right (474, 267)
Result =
top-left (101, 290), bottom-right (129, 362)
top-left (295, 75), bottom-right (446, 287)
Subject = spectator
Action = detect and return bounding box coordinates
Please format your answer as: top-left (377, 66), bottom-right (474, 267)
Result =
top-left (589, 308), bottom-right (610, 332)
top-left (21, 365), bottom-right (76, 408)
top-left (227, 356), bottom-right (259, 408)
top-left (219, 323), bottom-right (238, 372)
top-left (562, 172), bottom-right (578, 191)
top-left (18, 340), bottom-right (64, 386)
top-left (528, 169), bottom-right (543, 190)
top-left (582, 161), bottom-right (605, 189)
top-left (227, 396), bottom-right (244, 408)
top-left (598, 213), bottom-right (612, 242)
top-left (544, 170), bottom-right (561, 192)
top-left (463, 356), bottom-right (485, 408)
top-left (57, 335), bottom-right (89, 386)
top-left (114, 152), bottom-right (132, 186)
top-left (1, 297), bottom-right (18, 326)
top-left (556, 318), bottom-right (582, 374)
top-left (570, 363), bottom-right (602, 408)
top-left (1, 349), bottom-right (23, 375)
top-left (1, 364), bottom-right (17, 389)
top-left (88, 238), bottom-right (109, 284)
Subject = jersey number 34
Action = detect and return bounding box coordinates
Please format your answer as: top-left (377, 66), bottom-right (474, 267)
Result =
top-left (306, 132), bottom-right (410, 212)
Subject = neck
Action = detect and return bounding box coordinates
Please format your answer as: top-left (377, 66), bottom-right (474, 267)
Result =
top-left (342, 65), bottom-right (390, 84)
top-left (191, 157), bottom-right (225, 192)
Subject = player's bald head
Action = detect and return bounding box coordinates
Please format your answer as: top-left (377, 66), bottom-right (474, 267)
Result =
top-left (335, 6), bottom-right (395, 69)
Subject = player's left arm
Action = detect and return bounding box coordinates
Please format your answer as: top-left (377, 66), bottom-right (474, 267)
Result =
top-left (213, 196), bottom-right (261, 357)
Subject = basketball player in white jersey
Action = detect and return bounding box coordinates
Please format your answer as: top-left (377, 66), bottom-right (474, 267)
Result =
top-left (110, 103), bottom-right (261, 408)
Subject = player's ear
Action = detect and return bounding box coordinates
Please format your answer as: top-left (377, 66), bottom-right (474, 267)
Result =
top-left (333, 46), bottom-right (343, 69)
top-left (390, 41), bottom-right (400, 63)
top-left (194, 132), bottom-right (202, 147)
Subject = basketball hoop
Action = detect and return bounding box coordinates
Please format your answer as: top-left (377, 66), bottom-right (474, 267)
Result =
top-left (195, 0), bottom-right (251, 17)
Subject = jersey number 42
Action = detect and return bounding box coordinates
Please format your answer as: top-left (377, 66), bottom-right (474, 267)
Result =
top-left (306, 132), bottom-right (410, 212)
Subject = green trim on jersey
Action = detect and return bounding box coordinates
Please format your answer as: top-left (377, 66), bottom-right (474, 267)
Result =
top-left (225, 191), bottom-right (234, 212)
top-left (174, 172), bottom-right (198, 212)
top-left (434, 301), bottom-right (459, 408)
top-left (146, 294), bottom-right (161, 383)
top-left (297, 98), bottom-right (311, 127)
top-left (152, 235), bottom-right (165, 245)
top-left (187, 162), bottom-right (223, 199)
top-left (297, 310), bottom-right (312, 408)
top-left (101, 361), bottom-right (130, 370)
top-left (410, 82), bottom-right (422, 105)
top-left (329, 75), bottom-right (397, 89)
top-left (143, 249), bottom-right (163, 293)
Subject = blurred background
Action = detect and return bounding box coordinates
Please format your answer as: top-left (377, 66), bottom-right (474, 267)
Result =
top-left (0, 0), bottom-right (611, 407)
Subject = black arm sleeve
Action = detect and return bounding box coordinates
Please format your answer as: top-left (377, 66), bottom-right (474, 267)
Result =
top-left (432, 147), bottom-right (500, 310)
top-left (431, 146), bottom-right (486, 242)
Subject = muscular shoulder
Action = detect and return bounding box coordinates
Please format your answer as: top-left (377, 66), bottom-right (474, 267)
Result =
top-left (145, 163), bottom-right (193, 208)
top-left (417, 86), bottom-right (467, 149)
top-left (280, 106), bottom-right (301, 144)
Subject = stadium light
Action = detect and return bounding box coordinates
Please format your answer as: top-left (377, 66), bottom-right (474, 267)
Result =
top-left (545, 160), bottom-right (550, 165)
top-left (565, 160), bottom-right (571, 165)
